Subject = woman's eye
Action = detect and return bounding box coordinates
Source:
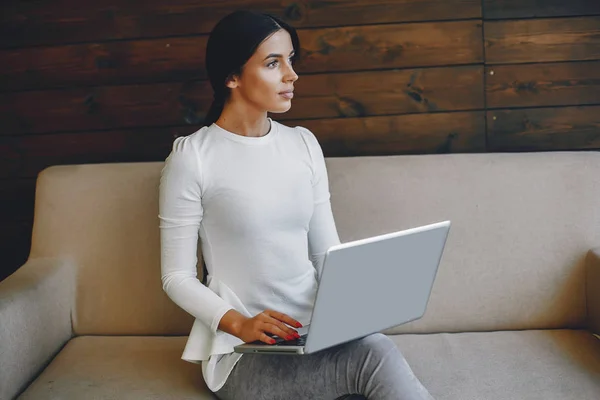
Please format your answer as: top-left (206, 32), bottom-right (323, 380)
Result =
top-left (267, 57), bottom-right (294, 68)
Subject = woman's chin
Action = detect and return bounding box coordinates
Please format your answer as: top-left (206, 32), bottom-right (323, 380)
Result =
top-left (268, 103), bottom-right (293, 114)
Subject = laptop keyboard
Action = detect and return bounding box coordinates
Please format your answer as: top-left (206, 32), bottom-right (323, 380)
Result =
top-left (250, 333), bottom-right (307, 346)
top-left (273, 333), bottom-right (307, 346)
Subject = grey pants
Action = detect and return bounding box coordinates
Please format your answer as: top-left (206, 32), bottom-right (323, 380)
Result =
top-left (215, 333), bottom-right (434, 400)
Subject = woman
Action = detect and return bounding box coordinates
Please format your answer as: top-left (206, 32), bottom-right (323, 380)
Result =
top-left (159, 10), bottom-right (434, 400)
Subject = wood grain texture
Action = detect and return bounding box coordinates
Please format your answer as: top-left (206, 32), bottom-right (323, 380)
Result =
top-left (288, 66), bottom-right (484, 119)
top-left (0, 81), bottom-right (213, 135)
top-left (483, 0), bottom-right (600, 20)
top-left (288, 112), bottom-right (486, 156)
top-left (1, 66), bottom-right (484, 135)
top-left (487, 106), bottom-right (600, 151)
top-left (485, 16), bottom-right (600, 64)
top-left (296, 20), bottom-right (483, 73)
top-left (1, 0), bottom-right (481, 48)
top-left (0, 112), bottom-right (485, 177)
top-left (0, 20), bottom-right (483, 91)
top-left (0, 37), bottom-right (207, 91)
top-left (0, 127), bottom-right (192, 179)
top-left (486, 61), bottom-right (600, 108)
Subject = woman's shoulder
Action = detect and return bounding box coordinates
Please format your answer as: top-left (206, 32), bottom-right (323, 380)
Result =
top-left (274, 120), bottom-right (314, 137)
top-left (169, 126), bottom-right (212, 154)
top-left (274, 121), bottom-right (320, 148)
top-left (274, 121), bottom-right (325, 168)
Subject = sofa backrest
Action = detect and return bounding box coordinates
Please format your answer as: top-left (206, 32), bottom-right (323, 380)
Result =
top-left (29, 152), bottom-right (600, 335)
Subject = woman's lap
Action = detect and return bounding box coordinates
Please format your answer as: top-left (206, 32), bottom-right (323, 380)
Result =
top-left (215, 333), bottom-right (433, 400)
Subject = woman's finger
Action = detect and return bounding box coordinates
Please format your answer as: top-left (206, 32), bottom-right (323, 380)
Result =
top-left (265, 316), bottom-right (298, 338)
top-left (265, 310), bottom-right (303, 328)
top-left (259, 332), bottom-right (277, 345)
top-left (262, 321), bottom-right (297, 341)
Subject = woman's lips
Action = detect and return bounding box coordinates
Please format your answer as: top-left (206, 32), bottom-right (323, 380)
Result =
top-left (279, 91), bottom-right (294, 99)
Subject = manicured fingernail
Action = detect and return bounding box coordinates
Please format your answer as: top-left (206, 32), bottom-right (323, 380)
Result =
top-left (270, 339), bottom-right (276, 344)
top-left (296, 323), bottom-right (303, 328)
top-left (286, 335), bottom-right (293, 340)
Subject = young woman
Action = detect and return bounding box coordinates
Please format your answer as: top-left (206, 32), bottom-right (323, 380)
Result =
top-left (159, 10), bottom-right (434, 400)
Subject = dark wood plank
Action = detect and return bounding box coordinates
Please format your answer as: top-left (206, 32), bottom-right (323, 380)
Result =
top-left (0, 219), bottom-right (33, 281)
top-left (487, 106), bottom-right (600, 151)
top-left (483, 0), bottom-right (600, 19)
top-left (485, 17), bottom-right (600, 64)
top-left (288, 66), bottom-right (484, 120)
top-left (0, 36), bottom-right (206, 92)
top-left (0, 21), bottom-right (483, 91)
top-left (1, 0), bottom-right (481, 48)
top-left (486, 61), bottom-right (600, 109)
top-left (297, 21), bottom-right (483, 75)
top-left (0, 81), bottom-right (213, 135)
top-left (288, 112), bottom-right (486, 156)
top-left (0, 179), bottom-right (36, 221)
top-left (0, 126), bottom-right (195, 179)
top-left (1, 112), bottom-right (485, 178)
top-left (1, 66), bottom-right (484, 135)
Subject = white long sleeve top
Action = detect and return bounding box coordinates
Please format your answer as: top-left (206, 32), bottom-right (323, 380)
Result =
top-left (158, 118), bottom-right (340, 392)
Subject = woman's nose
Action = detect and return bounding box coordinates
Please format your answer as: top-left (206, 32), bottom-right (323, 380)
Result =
top-left (285, 63), bottom-right (298, 82)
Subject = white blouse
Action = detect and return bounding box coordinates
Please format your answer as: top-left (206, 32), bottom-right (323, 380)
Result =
top-left (158, 119), bottom-right (340, 392)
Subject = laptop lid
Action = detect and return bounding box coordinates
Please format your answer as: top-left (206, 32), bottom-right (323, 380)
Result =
top-left (304, 220), bottom-right (451, 354)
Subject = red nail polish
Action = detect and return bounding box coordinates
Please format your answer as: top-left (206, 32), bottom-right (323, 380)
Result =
top-left (270, 339), bottom-right (276, 344)
top-left (296, 323), bottom-right (303, 328)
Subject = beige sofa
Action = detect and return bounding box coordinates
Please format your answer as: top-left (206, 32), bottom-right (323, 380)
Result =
top-left (2, 151), bottom-right (600, 400)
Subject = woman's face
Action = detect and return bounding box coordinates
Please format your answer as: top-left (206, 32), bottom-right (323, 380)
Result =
top-left (227, 29), bottom-right (298, 114)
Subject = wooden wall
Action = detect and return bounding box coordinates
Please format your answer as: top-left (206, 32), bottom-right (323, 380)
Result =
top-left (1, 0), bottom-right (600, 280)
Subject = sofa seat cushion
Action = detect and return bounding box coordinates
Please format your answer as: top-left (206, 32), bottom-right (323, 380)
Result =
top-left (18, 330), bottom-right (600, 399)
top-left (18, 336), bottom-right (215, 400)
top-left (393, 329), bottom-right (600, 400)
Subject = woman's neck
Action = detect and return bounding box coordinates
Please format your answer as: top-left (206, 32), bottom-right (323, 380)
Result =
top-left (215, 102), bottom-right (270, 138)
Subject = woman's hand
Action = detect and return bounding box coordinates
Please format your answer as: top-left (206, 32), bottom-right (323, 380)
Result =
top-left (219, 309), bottom-right (302, 344)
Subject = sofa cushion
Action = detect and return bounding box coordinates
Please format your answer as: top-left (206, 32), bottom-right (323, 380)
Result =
top-left (18, 336), bottom-right (215, 400)
top-left (18, 330), bottom-right (600, 400)
top-left (393, 329), bottom-right (600, 400)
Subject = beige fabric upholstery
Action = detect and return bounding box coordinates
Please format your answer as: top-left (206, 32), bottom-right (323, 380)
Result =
top-left (17, 330), bottom-right (600, 400)
top-left (392, 329), bottom-right (600, 400)
top-left (587, 247), bottom-right (600, 335)
top-left (30, 163), bottom-right (193, 336)
top-left (29, 152), bottom-right (600, 336)
top-left (18, 336), bottom-right (215, 400)
top-left (0, 258), bottom-right (74, 400)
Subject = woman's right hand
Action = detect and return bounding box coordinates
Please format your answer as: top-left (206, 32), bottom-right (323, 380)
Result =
top-left (220, 309), bottom-right (302, 344)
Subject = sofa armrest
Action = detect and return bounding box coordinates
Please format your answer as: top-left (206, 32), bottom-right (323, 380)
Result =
top-left (0, 257), bottom-right (75, 400)
top-left (586, 247), bottom-right (600, 335)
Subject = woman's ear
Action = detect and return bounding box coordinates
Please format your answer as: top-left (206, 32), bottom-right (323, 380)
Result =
top-left (225, 74), bottom-right (239, 89)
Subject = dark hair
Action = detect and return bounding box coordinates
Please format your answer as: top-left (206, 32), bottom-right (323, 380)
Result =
top-left (203, 10), bottom-right (301, 126)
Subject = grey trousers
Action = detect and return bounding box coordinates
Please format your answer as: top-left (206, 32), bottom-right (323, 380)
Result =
top-left (215, 333), bottom-right (434, 400)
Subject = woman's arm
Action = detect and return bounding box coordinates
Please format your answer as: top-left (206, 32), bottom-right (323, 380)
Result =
top-left (299, 127), bottom-right (341, 279)
top-left (159, 137), bottom-right (234, 334)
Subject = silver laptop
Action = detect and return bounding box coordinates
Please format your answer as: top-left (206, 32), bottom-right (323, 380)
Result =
top-left (234, 220), bottom-right (451, 355)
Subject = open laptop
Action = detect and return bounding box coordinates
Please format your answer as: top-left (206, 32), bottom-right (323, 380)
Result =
top-left (234, 220), bottom-right (451, 355)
